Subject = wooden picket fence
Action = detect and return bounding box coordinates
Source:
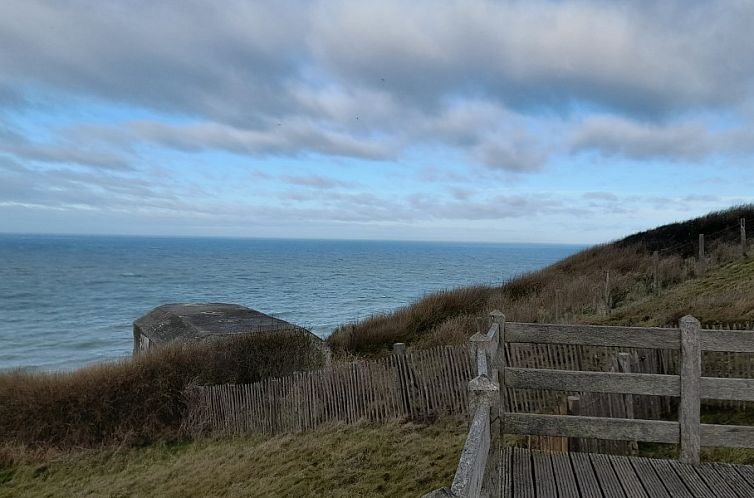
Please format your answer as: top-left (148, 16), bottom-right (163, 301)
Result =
top-left (185, 322), bottom-right (754, 439)
top-left (185, 345), bottom-right (474, 434)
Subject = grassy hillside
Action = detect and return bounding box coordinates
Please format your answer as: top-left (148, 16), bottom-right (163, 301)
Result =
top-left (589, 256), bottom-right (754, 327)
top-left (0, 421), bottom-right (465, 498)
top-left (329, 205), bottom-right (754, 356)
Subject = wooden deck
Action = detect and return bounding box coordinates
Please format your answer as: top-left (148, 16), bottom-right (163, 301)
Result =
top-left (499, 448), bottom-right (754, 498)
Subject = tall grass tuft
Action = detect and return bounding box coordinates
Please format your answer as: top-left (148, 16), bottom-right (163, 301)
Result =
top-left (327, 286), bottom-right (492, 355)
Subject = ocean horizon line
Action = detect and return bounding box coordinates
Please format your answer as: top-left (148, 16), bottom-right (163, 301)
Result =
top-left (0, 232), bottom-right (589, 248)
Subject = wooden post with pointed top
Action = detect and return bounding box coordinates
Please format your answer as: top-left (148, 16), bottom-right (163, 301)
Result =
top-left (741, 218), bottom-right (747, 257)
top-left (617, 352), bottom-right (639, 456)
top-left (698, 234), bottom-right (705, 275)
top-left (679, 315), bottom-right (701, 464)
top-left (567, 395), bottom-right (581, 452)
top-left (653, 250), bottom-right (659, 295)
top-left (489, 310), bottom-right (506, 438)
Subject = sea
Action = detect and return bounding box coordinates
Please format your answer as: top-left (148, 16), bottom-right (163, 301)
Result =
top-left (0, 235), bottom-right (582, 371)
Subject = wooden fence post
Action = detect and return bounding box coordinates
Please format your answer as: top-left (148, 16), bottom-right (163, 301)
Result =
top-left (567, 395), bottom-right (581, 452)
top-left (741, 218), bottom-right (747, 257)
top-left (617, 352), bottom-right (639, 456)
top-left (679, 315), bottom-right (701, 464)
top-left (698, 234), bottom-right (705, 275)
top-left (653, 250), bottom-right (659, 295)
top-left (604, 271), bottom-right (611, 314)
top-left (490, 310), bottom-right (506, 438)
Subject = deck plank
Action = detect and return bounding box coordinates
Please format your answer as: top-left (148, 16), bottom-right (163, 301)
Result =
top-left (629, 457), bottom-right (673, 498)
top-left (729, 463), bottom-right (754, 490)
top-left (648, 458), bottom-right (696, 498)
top-left (549, 451), bottom-right (580, 498)
top-left (503, 447), bottom-right (513, 498)
top-left (571, 452), bottom-right (603, 498)
top-left (608, 455), bottom-right (649, 498)
top-left (710, 464), bottom-right (754, 498)
top-left (663, 460), bottom-right (716, 498)
top-left (691, 464), bottom-right (739, 498)
top-left (531, 451), bottom-right (558, 498)
top-left (589, 453), bottom-right (627, 498)
top-left (495, 448), bottom-right (754, 498)
top-left (513, 447), bottom-right (536, 498)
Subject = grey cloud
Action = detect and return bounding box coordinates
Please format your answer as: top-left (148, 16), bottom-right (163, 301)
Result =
top-left (3, 0), bottom-right (754, 189)
top-left (0, 156), bottom-right (192, 215)
top-left (683, 194), bottom-right (720, 203)
top-left (410, 100), bottom-right (551, 172)
top-left (311, 0), bottom-right (754, 117)
top-left (571, 116), bottom-right (714, 161)
top-left (0, 0), bottom-right (308, 125)
top-left (281, 175), bottom-right (354, 189)
top-left (473, 137), bottom-right (547, 172)
top-left (417, 166), bottom-right (468, 183)
top-left (571, 116), bottom-right (754, 162)
top-left (129, 121), bottom-right (391, 161)
top-left (406, 192), bottom-right (577, 221)
top-left (2, 143), bottom-right (131, 170)
top-left (583, 192), bottom-right (619, 201)
top-left (0, 84), bottom-right (25, 109)
top-left (279, 188), bottom-right (575, 224)
top-left (449, 188), bottom-right (474, 201)
top-left (0, 125), bottom-right (133, 170)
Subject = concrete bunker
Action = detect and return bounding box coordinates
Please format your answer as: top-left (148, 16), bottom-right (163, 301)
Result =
top-left (133, 302), bottom-right (320, 354)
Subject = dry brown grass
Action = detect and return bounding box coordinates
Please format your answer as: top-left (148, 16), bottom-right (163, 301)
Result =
top-left (327, 286), bottom-right (493, 355)
top-left (0, 330), bottom-right (325, 449)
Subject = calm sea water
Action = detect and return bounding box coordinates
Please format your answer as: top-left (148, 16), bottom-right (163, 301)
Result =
top-left (0, 235), bottom-right (581, 370)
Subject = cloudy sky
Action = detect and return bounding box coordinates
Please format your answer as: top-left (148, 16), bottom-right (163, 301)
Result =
top-left (1, 0), bottom-right (752, 243)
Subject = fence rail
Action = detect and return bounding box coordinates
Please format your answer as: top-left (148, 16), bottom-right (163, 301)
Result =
top-left (502, 315), bottom-right (754, 464)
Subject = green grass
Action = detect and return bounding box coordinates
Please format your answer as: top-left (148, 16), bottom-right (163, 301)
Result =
top-left (587, 256), bottom-right (754, 326)
top-left (636, 408), bottom-right (754, 464)
top-left (0, 420), bottom-right (466, 498)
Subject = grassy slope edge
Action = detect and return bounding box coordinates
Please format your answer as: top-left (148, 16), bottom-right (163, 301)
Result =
top-left (0, 421), bottom-right (465, 498)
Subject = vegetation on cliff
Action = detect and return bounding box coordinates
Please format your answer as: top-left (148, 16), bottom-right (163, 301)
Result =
top-left (0, 421), bottom-right (465, 498)
top-left (0, 330), bottom-right (324, 448)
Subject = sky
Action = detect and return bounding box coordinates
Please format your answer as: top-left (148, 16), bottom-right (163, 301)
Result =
top-left (1, 0), bottom-right (753, 244)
